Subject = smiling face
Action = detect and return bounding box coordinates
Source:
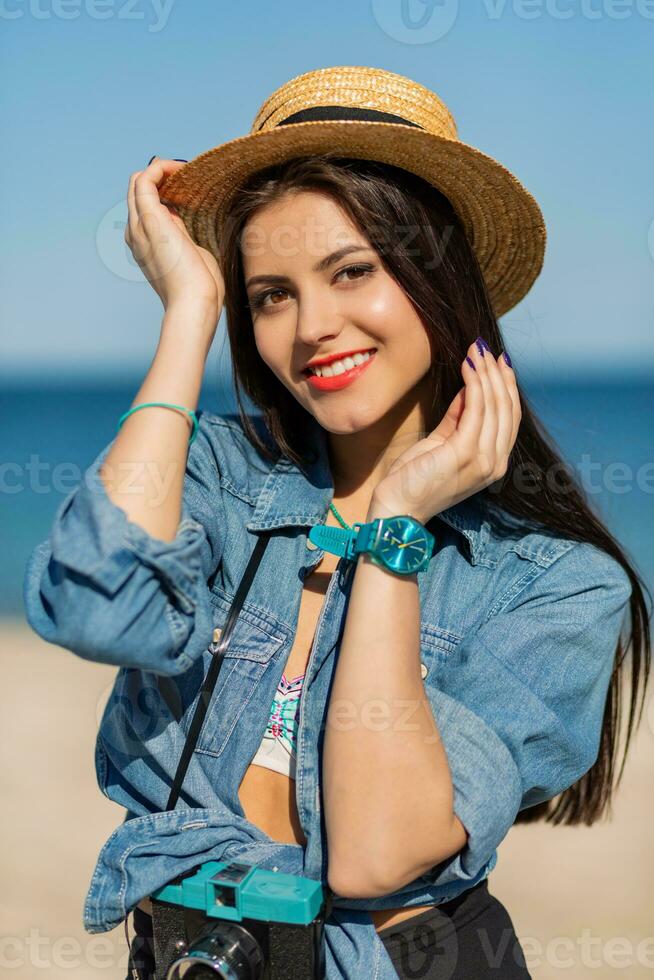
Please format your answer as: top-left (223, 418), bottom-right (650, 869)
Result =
top-left (242, 190), bottom-right (434, 442)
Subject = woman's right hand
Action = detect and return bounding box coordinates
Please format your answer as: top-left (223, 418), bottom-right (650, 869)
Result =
top-left (125, 157), bottom-right (225, 320)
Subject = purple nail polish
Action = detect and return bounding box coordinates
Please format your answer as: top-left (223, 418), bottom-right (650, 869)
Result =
top-left (475, 337), bottom-right (486, 357)
top-left (503, 351), bottom-right (512, 368)
top-left (466, 355), bottom-right (476, 372)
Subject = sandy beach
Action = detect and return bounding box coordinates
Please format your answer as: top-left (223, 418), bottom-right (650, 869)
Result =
top-left (2, 616), bottom-right (652, 979)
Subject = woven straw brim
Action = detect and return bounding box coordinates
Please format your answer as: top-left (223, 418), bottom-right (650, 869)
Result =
top-left (158, 120), bottom-right (546, 319)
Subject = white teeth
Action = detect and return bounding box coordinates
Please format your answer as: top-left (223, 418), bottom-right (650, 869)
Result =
top-left (311, 350), bottom-right (373, 377)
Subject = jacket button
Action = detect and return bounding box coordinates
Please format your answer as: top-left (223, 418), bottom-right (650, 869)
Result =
top-left (420, 661), bottom-right (428, 678)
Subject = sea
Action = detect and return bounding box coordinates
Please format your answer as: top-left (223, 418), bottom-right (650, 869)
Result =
top-left (2, 374), bottom-right (653, 618)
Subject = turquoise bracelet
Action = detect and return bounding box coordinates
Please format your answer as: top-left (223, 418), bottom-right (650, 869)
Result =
top-left (117, 402), bottom-right (199, 445)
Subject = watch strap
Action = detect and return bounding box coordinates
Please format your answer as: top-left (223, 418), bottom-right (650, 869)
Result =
top-left (351, 520), bottom-right (378, 556)
top-left (307, 523), bottom-right (353, 557)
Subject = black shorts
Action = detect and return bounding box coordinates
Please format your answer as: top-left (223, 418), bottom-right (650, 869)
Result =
top-left (377, 878), bottom-right (532, 978)
top-left (125, 878), bottom-right (531, 979)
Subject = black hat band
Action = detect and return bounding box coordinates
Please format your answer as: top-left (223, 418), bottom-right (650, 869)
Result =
top-left (256, 104), bottom-right (424, 132)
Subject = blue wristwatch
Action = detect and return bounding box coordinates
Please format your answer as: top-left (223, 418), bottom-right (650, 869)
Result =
top-left (308, 514), bottom-right (435, 575)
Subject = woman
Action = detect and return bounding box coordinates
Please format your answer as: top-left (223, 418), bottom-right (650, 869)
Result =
top-left (24, 67), bottom-right (651, 979)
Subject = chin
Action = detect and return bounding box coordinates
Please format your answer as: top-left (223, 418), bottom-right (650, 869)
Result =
top-left (313, 402), bottom-right (383, 435)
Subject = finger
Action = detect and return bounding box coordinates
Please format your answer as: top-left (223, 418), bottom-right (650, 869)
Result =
top-left (449, 344), bottom-right (485, 453)
top-left (469, 337), bottom-right (498, 478)
top-left (427, 387), bottom-right (465, 443)
top-left (144, 156), bottom-right (187, 187)
top-left (481, 340), bottom-right (514, 470)
top-left (392, 387), bottom-right (466, 473)
top-left (134, 159), bottom-right (186, 222)
top-left (126, 170), bottom-right (142, 240)
top-left (387, 386), bottom-right (465, 469)
top-left (499, 351), bottom-right (522, 451)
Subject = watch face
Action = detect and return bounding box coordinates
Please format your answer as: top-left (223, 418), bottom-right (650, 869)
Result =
top-left (376, 517), bottom-right (433, 573)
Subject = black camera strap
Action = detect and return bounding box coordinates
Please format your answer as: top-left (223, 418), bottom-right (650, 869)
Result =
top-left (129, 529), bottom-right (334, 978)
top-left (165, 530), bottom-right (272, 811)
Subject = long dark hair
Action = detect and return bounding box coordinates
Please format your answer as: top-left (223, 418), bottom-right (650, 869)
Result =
top-left (217, 154), bottom-right (651, 827)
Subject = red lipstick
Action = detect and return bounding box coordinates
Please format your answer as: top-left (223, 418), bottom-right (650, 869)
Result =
top-left (305, 350), bottom-right (377, 391)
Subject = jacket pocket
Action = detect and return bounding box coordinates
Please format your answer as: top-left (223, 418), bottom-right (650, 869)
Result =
top-left (419, 623), bottom-right (461, 680)
top-left (97, 595), bottom-right (287, 776)
top-left (181, 591), bottom-right (286, 758)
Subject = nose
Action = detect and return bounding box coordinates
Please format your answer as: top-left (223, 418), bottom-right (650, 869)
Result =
top-left (294, 288), bottom-right (345, 350)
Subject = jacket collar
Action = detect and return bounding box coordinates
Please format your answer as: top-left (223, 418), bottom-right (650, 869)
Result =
top-left (246, 413), bottom-right (490, 565)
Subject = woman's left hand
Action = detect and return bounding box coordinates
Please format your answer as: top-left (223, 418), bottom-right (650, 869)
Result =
top-left (370, 339), bottom-right (521, 525)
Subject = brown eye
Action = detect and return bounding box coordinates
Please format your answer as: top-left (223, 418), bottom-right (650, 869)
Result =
top-left (250, 263), bottom-right (375, 312)
top-left (249, 287), bottom-right (289, 311)
top-left (339, 264), bottom-right (371, 281)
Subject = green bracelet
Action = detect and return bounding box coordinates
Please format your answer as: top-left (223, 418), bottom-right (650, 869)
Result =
top-left (117, 402), bottom-right (199, 445)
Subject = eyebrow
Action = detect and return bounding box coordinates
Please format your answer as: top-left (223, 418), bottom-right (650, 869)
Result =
top-left (244, 245), bottom-right (375, 291)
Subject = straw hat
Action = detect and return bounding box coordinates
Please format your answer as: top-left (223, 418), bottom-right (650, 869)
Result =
top-left (158, 65), bottom-right (546, 318)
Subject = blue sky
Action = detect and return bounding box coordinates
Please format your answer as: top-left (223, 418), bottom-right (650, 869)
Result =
top-left (2, 0), bottom-right (652, 383)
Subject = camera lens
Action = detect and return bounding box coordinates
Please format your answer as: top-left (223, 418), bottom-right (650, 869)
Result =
top-left (166, 921), bottom-right (264, 979)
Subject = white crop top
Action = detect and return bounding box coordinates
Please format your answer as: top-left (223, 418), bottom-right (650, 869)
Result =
top-left (250, 671), bottom-right (305, 779)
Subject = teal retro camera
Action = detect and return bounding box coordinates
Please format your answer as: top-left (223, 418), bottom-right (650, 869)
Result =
top-left (150, 859), bottom-right (331, 978)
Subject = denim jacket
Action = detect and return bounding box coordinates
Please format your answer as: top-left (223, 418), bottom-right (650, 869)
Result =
top-left (23, 408), bottom-right (632, 978)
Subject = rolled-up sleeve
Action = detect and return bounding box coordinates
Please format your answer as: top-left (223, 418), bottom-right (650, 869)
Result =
top-left (23, 415), bottom-right (225, 676)
top-left (421, 541), bottom-right (632, 889)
